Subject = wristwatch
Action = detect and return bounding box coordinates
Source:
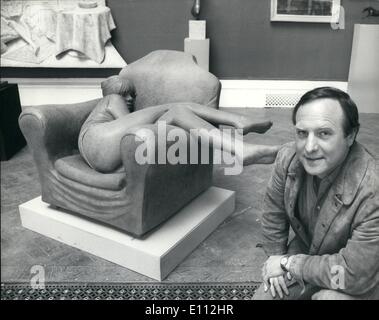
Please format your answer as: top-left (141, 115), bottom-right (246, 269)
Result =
top-left (280, 256), bottom-right (290, 272)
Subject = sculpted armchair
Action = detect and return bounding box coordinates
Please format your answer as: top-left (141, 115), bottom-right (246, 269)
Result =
top-left (19, 50), bottom-right (221, 238)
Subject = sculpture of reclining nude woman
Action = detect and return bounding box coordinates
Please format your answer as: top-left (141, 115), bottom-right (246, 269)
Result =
top-left (78, 75), bottom-right (280, 173)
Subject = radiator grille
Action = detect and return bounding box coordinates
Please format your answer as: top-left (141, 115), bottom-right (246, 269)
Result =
top-left (265, 93), bottom-right (302, 108)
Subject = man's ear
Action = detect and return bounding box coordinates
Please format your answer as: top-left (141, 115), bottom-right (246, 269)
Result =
top-left (347, 128), bottom-right (358, 147)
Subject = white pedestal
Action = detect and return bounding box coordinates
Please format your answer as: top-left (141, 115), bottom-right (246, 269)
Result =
top-left (19, 187), bottom-right (235, 281)
top-left (184, 38), bottom-right (210, 71)
top-left (348, 24), bottom-right (379, 114)
top-left (189, 20), bottom-right (206, 39)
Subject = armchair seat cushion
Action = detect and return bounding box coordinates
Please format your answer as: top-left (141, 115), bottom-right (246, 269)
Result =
top-left (55, 154), bottom-right (126, 191)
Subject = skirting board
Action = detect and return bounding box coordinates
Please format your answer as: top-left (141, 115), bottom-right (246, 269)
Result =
top-left (19, 186), bottom-right (235, 281)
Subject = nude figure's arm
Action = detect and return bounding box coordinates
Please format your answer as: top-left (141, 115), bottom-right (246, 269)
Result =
top-left (182, 103), bottom-right (244, 128)
top-left (116, 102), bottom-right (243, 130)
top-left (172, 102), bottom-right (272, 135)
top-left (102, 101), bottom-right (272, 141)
top-left (101, 105), bottom-right (170, 137)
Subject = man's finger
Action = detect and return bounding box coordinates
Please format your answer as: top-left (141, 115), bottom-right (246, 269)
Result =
top-left (272, 277), bottom-right (284, 299)
top-left (269, 279), bottom-right (276, 298)
top-left (263, 276), bottom-right (270, 291)
top-left (287, 272), bottom-right (292, 281)
top-left (278, 276), bottom-right (289, 296)
top-left (261, 266), bottom-right (266, 278)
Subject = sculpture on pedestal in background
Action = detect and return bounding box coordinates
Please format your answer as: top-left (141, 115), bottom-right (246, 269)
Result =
top-left (186, 0), bottom-right (209, 70)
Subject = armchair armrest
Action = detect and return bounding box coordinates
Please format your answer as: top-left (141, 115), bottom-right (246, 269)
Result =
top-left (119, 123), bottom-right (213, 236)
top-left (19, 99), bottom-right (100, 168)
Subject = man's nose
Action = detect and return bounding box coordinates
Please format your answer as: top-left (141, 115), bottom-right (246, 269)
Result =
top-left (305, 134), bottom-right (318, 153)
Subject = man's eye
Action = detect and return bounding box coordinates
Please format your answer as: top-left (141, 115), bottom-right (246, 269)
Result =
top-left (296, 130), bottom-right (307, 138)
top-left (318, 131), bottom-right (330, 138)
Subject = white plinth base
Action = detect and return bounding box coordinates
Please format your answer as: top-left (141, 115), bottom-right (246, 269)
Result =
top-left (19, 187), bottom-right (235, 281)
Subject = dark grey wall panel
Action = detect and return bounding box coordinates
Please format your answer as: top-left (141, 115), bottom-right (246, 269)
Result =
top-left (1, 0), bottom-right (378, 80)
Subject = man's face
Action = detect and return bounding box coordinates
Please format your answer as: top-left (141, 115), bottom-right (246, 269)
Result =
top-left (295, 98), bottom-right (355, 179)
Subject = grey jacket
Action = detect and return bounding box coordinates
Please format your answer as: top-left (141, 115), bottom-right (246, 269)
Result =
top-left (261, 141), bottom-right (379, 298)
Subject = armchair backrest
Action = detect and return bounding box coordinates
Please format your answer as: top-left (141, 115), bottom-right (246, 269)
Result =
top-left (118, 50), bottom-right (221, 110)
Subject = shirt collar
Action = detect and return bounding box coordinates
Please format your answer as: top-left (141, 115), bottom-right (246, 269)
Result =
top-left (312, 164), bottom-right (343, 195)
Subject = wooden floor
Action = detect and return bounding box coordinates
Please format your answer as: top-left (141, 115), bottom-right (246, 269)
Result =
top-left (1, 108), bottom-right (378, 284)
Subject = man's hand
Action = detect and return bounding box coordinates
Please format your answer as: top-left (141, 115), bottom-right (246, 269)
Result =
top-left (265, 275), bottom-right (289, 299)
top-left (262, 255), bottom-right (291, 299)
top-left (262, 255), bottom-right (285, 280)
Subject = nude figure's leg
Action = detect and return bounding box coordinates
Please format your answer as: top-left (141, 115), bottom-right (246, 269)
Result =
top-left (179, 102), bottom-right (273, 135)
top-left (157, 106), bottom-right (279, 166)
top-left (81, 105), bottom-right (170, 172)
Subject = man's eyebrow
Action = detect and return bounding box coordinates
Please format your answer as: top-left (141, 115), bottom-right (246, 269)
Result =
top-left (316, 125), bottom-right (334, 130)
top-left (295, 124), bottom-right (334, 130)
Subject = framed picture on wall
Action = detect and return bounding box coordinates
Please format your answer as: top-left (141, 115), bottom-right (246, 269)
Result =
top-left (270, 0), bottom-right (340, 23)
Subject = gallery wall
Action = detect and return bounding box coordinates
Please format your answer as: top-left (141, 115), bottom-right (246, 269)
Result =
top-left (2, 0), bottom-right (378, 80)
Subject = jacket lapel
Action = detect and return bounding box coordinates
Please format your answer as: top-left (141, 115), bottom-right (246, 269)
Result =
top-left (310, 188), bottom-right (344, 254)
top-left (309, 142), bottom-right (370, 254)
top-left (285, 157), bottom-right (311, 248)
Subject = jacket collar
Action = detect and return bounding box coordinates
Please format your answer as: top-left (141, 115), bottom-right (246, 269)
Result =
top-left (332, 142), bottom-right (371, 205)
